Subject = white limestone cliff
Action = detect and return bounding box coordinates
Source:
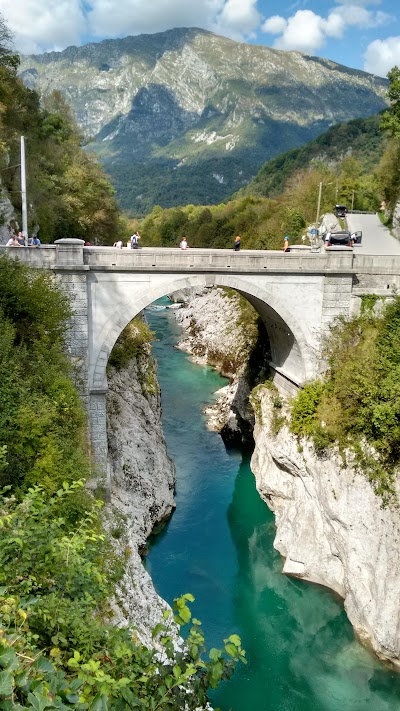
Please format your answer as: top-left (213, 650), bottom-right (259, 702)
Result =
top-left (173, 287), bottom-right (262, 440)
top-left (251, 387), bottom-right (400, 668)
top-left (392, 198), bottom-right (400, 240)
top-left (105, 337), bottom-right (176, 644)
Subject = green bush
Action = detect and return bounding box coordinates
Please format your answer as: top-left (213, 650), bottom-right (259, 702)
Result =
top-left (0, 257), bottom-right (89, 493)
top-left (108, 319), bottom-right (155, 371)
top-left (290, 381), bottom-right (325, 437)
top-left (290, 299), bottom-right (400, 499)
top-left (0, 483), bottom-right (246, 709)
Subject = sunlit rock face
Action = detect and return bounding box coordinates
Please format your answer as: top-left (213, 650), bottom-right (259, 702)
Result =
top-left (392, 199), bottom-right (400, 240)
top-left (173, 287), bottom-right (260, 443)
top-left (251, 389), bottom-right (400, 669)
top-left (105, 335), bottom-right (176, 644)
top-left (19, 28), bottom-right (388, 211)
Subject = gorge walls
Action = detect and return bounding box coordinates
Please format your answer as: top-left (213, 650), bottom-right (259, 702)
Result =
top-left (176, 286), bottom-right (400, 669)
top-left (105, 323), bottom-right (176, 643)
top-left (251, 389), bottom-right (400, 668)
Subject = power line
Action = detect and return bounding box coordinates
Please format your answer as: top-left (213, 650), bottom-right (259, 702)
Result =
top-left (0, 163), bottom-right (21, 172)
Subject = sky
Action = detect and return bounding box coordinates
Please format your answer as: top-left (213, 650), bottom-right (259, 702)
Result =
top-left (1, 0), bottom-right (400, 77)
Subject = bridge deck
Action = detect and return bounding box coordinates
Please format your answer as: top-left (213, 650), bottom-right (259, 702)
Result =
top-left (2, 244), bottom-right (400, 275)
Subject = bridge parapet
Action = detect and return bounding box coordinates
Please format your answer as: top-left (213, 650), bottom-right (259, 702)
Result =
top-left (82, 246), bottom-right (355, 273)
top-left (1, 242), bottom-right (357, 273)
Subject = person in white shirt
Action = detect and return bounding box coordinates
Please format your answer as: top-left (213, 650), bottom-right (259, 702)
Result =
top-left (6, 235), bottom-right (22, 247)
top-left (130, 232), bottom-right (140, 249)
top-left (180, 238), bottom-right (189, 250)
top-left (113, 239), bottom-right (123, 249)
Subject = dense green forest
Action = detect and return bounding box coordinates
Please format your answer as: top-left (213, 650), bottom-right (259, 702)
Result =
top-left (238, 113), bottom-right (386, 200)
top-left (136, 152), bottom-right (380, 249)
top-left (0, 19), bottom-right (124, 244)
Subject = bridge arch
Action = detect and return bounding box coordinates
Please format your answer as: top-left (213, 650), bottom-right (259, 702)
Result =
top-left (89, 273), bottom-right (313, 395)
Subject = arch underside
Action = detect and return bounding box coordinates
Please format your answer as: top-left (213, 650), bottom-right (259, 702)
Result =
top-left (89, 274), bottom-right (314, 392)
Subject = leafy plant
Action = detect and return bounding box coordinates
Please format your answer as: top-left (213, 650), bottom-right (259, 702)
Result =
top-left (289, 298), bottom-right (400, 499)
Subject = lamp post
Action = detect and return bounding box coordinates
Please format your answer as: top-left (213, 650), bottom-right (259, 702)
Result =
top-left (315, 181), bottom-right (323, 228)
top-left (20, 136), bottom-right (28, 246)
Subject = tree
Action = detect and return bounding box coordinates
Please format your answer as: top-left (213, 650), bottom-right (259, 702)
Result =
top-left (381, 66), bottom-right (400, 138)
top-left (0, 13), bottom-right (19, 71)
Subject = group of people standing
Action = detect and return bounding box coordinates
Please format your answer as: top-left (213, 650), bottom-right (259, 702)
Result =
top-left (6, 231), bottom-right (41, 247)
top-left (5, 229), bottom-right (293, 252)
top-left (180, 235), bottom-right (242, 250)
top-left (113, 232), bottom-right (141, 249)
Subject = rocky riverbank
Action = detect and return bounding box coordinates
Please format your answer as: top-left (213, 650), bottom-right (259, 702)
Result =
top-left (105, 323), bottom-right (176, 644)
top-left (251, 387), bottom-right (400, 668)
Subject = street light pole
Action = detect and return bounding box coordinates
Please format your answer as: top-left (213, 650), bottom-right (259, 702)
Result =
top-left (315, 181), bottom-right (323, 227)
top-left (20, 136), bottom-right (28, 246)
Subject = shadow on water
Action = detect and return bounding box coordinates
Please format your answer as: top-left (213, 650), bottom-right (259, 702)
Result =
top-left (145, 302), bottom-right (400, 711)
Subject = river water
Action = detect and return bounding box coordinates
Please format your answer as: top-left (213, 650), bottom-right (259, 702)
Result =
top-left (145, 303), bottom-right (400, 711)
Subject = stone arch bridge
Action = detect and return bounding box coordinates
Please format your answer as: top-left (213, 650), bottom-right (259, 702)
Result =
top-left (3, 239), bottom-right (399, 469)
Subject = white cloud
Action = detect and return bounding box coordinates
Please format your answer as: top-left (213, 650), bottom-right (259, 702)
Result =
top-left (364, 36), bottom-right (400, 77)
top-left (261, 15), bottom-right (287, 35)
top-left (261, 3), bottom-right (391, 56)
top-left (0, 0), bottom-right (263, 54)
top-left (213, 0), bottom-right (261, 38)
top-left (269, 10), bottom-right (327, 53)
top-left (0, 0), bottom-right (86, 53)
top-left (88, 0), bottom-right (222, 40)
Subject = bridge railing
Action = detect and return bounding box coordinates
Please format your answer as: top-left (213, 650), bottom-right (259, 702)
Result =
top-left (352, 254), bottom-right (400, 271)
top-left (81, 245), bottom-right (355, 272)
top-left (2, 240), bottom-right (400, 275)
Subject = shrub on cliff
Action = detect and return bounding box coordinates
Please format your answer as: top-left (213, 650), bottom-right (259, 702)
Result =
top-left (290, 296), bottom-right (400, 499)
top-left (0, 256), bottom-right (89, 495)
top-left (0, 482), bottom-right (246, 709)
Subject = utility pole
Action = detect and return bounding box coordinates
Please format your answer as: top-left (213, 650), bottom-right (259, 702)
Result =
top-left (20, 136), bottom-right (28, 246)
top-left (351, 190), bottom-right (355, 211)
top-left (315, 181), bottom-right (323, 228)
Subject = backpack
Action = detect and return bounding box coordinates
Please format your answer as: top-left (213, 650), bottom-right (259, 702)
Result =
top-left (131, 234), bottom-right (138, 247)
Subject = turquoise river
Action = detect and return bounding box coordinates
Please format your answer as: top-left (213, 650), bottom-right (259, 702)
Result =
top-left (145, 302), bottom-right (400, 711)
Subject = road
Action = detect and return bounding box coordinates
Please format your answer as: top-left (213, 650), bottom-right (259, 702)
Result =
top-left (346, 213), bottom-right (400, 255)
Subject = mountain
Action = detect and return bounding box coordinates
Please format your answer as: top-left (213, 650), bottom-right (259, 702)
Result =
top-left (240, 113), bottom-right (386, 198)
top-left (19, 28), bottom-right (388, 214)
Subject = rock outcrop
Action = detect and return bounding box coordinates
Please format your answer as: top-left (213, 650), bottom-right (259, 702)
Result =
top-left (251, 387), bottom-right (400, 668)
top-left (174, 287), bottom-right (267, 442)
top-left (105, 335), bottom-right (176, 644)
top-left (392, 198), bottom-right (400, 240)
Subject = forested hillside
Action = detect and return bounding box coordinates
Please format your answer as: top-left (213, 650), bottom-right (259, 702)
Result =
top-left (0, 18), bottom-right (122, 243)
top-left (136, 149), bottom-right (381, 249)
top-left (239, 114), bottom-right (386, 201)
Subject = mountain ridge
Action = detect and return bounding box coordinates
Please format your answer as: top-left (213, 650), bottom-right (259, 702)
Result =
top-left (19, 28), bottom-right (389, 213)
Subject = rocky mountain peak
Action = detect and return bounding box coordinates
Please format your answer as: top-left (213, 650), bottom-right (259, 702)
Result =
top-left (19, 29), bottom-right (388, 212)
